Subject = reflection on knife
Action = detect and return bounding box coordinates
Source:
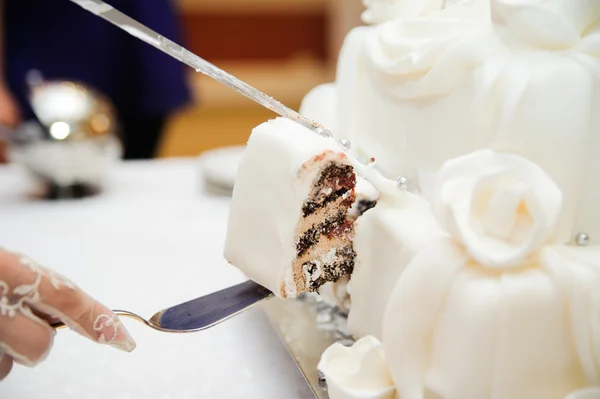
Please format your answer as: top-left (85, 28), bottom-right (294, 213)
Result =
top-left (68, 0), bottom-right (334, 139)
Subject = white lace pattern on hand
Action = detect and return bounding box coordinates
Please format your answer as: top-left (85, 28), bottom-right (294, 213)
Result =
top-left (0, 250), bottom-right (135, 369)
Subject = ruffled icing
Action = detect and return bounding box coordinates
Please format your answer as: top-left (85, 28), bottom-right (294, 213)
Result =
top-left (364, 0), bottom-right (493, 99)
top-left (377, 150), bottom-right (600, 399)
top-left (309, 0), bottom-right (600, 398)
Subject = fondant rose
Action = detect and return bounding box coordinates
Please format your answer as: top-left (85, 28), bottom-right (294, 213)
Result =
top-left (433, 149), bottom-right (563, 268)
top-left (318, 336), bottom-right (396, 399)
top-left (364, 0), bottom-right (493, 100)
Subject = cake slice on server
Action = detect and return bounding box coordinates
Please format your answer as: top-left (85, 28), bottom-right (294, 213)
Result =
top-left (224, 117), bottom-right (358, 299)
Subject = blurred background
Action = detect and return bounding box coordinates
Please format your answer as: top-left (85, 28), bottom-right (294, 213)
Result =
top-left (0, 0), bottom-right (365, 163)
top-left (160, 0), bottom-right (363, 157)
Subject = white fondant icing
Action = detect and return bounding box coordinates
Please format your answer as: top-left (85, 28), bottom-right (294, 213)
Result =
top-left (348, 177), bottom-right (379, 220)
top-left (348, 193), bottom-right (447, 339)
top-left (319, 276), bottom-right (351, 314)
top-left (382, 238), bottom-right (600, 399)
top-left (318, 336), bottom-right (396, 399)
top-left (337, 0), bottom-right (494, 179)
top-left (299, 83), bottom-right (338, 135)
top-left (376, 151), bottom-right (600, 399)
top-left (292, 1), bottom-right (600, 397)
top-left (223, 117), bottom-right (351, 298)
top-left (355, 176), bottom-right (379, 203)
top-left (331, 0), bottom-right (600, 243)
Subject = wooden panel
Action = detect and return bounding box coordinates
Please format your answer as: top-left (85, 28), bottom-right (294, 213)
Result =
top-left (177, 0), bottom-right (326, 14)
top-left (179, 12), bottom-right (328, 62)
top-left (158, 105), bottom-right (281, 158)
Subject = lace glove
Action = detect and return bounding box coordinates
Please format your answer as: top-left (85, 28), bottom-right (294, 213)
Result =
top-left (0, 249), bottom-right (136, 381)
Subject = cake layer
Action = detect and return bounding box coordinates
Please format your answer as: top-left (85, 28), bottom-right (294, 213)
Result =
top-left (304, 1), bottom-right (600, 399)
top-left (329, 0), bottom-right (600, 245)
top-left (348, 193), bottom-right (447, 340)
top-left (224, 117), bottom-right (356, 299)
top-left (302, 163), bottom-right (355, 217)
top-left (296, 208), bottom-right (352, 258)
top-left (296, 242), bottom-right (355, 292)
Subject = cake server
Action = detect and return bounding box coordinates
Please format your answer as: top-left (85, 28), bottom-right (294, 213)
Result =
top-left (51, 280), bottom-right (274, 333)
top-left (68, 0), bottom-right (333, 139)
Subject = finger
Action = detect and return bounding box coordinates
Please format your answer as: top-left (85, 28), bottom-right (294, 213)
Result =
top-left (0, 250), bottom-right (136, 352)
top-left (32, 308), bottom-right (61, 326)
top-left (0, 352), bottom-right (14, 381)
top-left (35, 296), bottom-right (136, 352)
top-left (0, 307), bottom-right (53, 367)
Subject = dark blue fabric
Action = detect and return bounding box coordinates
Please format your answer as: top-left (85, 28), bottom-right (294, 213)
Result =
top-left (4, 0), bottom-right (191, 120)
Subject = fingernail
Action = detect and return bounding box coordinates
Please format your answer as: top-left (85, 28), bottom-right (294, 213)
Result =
top-left (93, 314), bottom-right (136, 353)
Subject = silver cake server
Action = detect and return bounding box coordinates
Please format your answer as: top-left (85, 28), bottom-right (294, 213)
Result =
top-left (69, 0), bottom-right (333, 139)
top-left (52, 280), bottom-right (274, 333)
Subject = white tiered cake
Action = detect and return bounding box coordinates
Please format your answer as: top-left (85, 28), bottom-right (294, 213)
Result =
top-left (225, 1), bottom-right (600, 398)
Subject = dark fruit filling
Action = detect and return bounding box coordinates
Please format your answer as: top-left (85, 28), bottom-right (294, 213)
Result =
top-left (302, 163), bottom-right (356, 217)
top-left (296, 210), bottom-right (347, 257)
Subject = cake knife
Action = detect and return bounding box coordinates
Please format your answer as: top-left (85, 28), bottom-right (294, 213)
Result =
top-left (52, 280), bottom-right (274, 332)
top-left (68, 0), bottom-right (333, 139)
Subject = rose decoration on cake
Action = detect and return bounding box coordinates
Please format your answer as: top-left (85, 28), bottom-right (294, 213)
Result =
top-left (364, 0), bottom-right (493, 99)
top-left (318, 336), bottom-right (396, 399)
top-left (433, 149), bottom-right (563, 269)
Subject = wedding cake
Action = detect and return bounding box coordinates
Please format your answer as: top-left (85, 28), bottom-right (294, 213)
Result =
top-left (225, 0), bottom-right (600, 398)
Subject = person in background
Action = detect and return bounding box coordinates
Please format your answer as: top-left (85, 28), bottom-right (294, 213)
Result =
top-left (0, 0), bottom-right (191, 159)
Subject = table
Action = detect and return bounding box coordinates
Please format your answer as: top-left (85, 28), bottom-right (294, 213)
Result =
top-left (0, 159), bottom-right (314, 399)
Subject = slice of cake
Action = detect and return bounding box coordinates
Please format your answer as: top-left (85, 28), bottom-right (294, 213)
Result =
top-left (224, 117), bottom-right (357, 299)
top-left (319, 177), bottom-right (379, 313)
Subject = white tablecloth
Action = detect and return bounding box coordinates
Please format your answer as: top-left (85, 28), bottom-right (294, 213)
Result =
top-left (0, 159), bottom-right (313, 399)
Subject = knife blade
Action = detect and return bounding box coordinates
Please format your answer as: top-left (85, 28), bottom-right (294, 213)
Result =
top-left (69, 0), bottom-right (333, 139)
top-left (150, 280), bottom-right (274, 332)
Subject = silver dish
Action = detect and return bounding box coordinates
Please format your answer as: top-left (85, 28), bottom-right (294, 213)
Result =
top-left (8, 76), bottom-right (122, 198)
top-left (264, 294), bottom-right (355, 399)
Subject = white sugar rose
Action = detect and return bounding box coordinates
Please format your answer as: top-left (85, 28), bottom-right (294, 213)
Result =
top-left (433, 149), bottom-right (563, 268)
top-left (318, 336), bottom-right (396, 399)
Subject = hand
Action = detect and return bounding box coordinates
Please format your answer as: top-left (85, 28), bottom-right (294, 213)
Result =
top-left (0, 249), bottom-right (136, 381)
top-left (0, 85), bottom-right (21, 128)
